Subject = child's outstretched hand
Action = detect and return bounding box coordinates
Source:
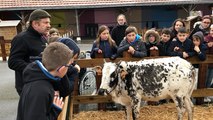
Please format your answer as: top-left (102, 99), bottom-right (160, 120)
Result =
top-left (53, 96), bottom-right (64, 109)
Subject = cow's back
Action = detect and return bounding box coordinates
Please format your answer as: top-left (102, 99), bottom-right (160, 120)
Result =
top-left (128, 57), bottom-right (195, 100)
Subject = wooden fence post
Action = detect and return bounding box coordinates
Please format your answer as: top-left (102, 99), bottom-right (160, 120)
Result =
top-left (196, 63), bottom-right (208, 105)
top-left (0, 36), bottom-right (7, 61)
top-left (96, 70), bottom-right (106, 110)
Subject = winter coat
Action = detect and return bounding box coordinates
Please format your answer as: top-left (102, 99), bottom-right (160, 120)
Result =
top-left (192, 31), bottom-right (207, 61)
top-left (158, 40), bottom-right (172, 56)
top-left (16, 61), bottom-right (62, 120)
top-left (8, 25), bottom-right (48, 95)
top-left (111, 24), bottom-right (128, 46)
top-left (90, 40), bottom-right (117, 58)
top-left (189, 24), bottom-right (210, 40)
top-left (144, 30), bottom-right (160, 56)
top-left (168, 37), bottom-right (195, 58)
top-left (117, 34), bottom-right (147, 58)
top-left (204, 34), bottom-right (213, 54)
top-left (204, 34), bottom-right (213, 68)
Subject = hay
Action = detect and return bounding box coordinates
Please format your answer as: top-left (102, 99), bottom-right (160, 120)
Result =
top-left (73, 103), bottom-right (213, 120)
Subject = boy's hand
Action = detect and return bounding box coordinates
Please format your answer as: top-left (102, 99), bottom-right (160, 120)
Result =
top-left (53, 96), bottom-right (64, 109)
top-left (98, 49), bottom-right (102, 53)
top-left (183, 52), bottom-right (189, 58)
top-left (128, 46), bottom-right (135, 54)
top-left (174, 47), bottom-right (179, 51)
top-left (74, 64), bottom-right (81, 73)
top-left (194, 46), bottom-right (200, 53)
top-left (54, 91), bottom-right (60, 98)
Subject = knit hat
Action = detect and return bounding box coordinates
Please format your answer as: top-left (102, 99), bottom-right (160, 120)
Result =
top-left (58, 38), bottom-right (80, 57)
top-left (29, 9), bottom-right (51, 22)
top-left (192, 31), bottom-right (204, 43)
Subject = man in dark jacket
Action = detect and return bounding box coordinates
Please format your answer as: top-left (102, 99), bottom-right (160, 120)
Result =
top-left (17, 42), bottom-right (73, 120)
top-left (8, 9), bottom-right (51, 95)
top-left (8, 9), bottom-right (52, 95)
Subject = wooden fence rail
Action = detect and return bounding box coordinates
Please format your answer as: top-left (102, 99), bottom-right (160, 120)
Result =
top-left (57, 54), bottom-right (213, 120)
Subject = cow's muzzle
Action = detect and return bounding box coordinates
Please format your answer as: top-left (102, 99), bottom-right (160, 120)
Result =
top-left (98, 88), bottom-right (106, 95)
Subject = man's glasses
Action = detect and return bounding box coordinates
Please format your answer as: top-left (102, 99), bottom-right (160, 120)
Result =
top-left (57, 64), bottom-right (73, 72)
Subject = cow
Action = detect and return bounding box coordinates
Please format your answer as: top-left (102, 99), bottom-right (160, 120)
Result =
top-left (98, 57), bottom-right (197, 120)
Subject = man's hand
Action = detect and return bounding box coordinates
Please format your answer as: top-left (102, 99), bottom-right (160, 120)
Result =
top-left (53, 96), bottom-right (64, 109)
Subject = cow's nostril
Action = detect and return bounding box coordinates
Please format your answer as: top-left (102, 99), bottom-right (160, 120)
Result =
top-left (98, 89), bottom-right (105, 95)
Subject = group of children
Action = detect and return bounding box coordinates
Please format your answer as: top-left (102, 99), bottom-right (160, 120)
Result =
top-left (91, 24), bottom-right (210, 60)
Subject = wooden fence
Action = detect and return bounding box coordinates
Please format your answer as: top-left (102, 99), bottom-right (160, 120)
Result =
top-left (58, 54), bottom-right (213, 120)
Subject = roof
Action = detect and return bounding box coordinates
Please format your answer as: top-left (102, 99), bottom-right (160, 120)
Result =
top-left (0, 0), bottom-right (212, 11)
top-left (0, 20), bottom-right (21, 27)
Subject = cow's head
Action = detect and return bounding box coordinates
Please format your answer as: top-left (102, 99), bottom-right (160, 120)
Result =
top-left (98, 61), bottom-right (129, 95)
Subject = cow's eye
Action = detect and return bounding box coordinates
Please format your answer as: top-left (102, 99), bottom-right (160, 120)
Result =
top-left (110, 71), bottom-right (116, 78)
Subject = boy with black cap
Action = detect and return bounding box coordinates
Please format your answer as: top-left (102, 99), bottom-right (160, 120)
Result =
top-left (48, 36), bottom-right (81, 89)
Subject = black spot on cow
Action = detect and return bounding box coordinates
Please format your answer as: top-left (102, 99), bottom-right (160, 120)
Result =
top-left (129, 64), bottom-right (169, 97)
top-left (168, 63), bottom-right (173, 67)
top-left (176, 65), bottom-right (178, 69)
top-left (109, 71), bottom-right (118, 88)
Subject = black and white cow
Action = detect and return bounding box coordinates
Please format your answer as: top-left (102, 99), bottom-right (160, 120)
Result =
top-left (98, 57), bottom-right (196, 120)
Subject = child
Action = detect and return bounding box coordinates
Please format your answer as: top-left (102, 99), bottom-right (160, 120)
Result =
top-left (90, 25), bottom-right (117, 59)
top-left (168, 27), bottom-right (194, 58)
top-left (17, 42), bottom-right (73, 120)
top-left (117, 26), bottom-right (147, 58)
top-left (111, 14), bottom-right (128, 46)
top-left (192, 31), bottom-right (207, 61)
top-left (204, 24), bottom-right (213, 88)
top-left (170, 18), bottom-right (185, 40)
top-left (48, 37), bottom-right (80, 89)
top-left (158, 28), bottom-right (172, 56)
top-left (144, 29), bottom-right (160, 56)
top-left (189, 15), bottom-right (212, 40)
top-left (49, 27), bottom-right (60, 37)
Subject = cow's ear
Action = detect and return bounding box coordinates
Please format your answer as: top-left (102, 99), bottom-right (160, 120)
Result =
top-left (116, 60), bottom-right (122, 66)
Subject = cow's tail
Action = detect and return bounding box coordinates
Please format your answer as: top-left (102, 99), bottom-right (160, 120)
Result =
top-left (189, 67), bottom-right (197, 96)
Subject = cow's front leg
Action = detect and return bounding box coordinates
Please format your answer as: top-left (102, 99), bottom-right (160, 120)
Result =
top-left (125, 105), bottom-right (132, 120)
top-left (131, 97), bottom-right (141, 120)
